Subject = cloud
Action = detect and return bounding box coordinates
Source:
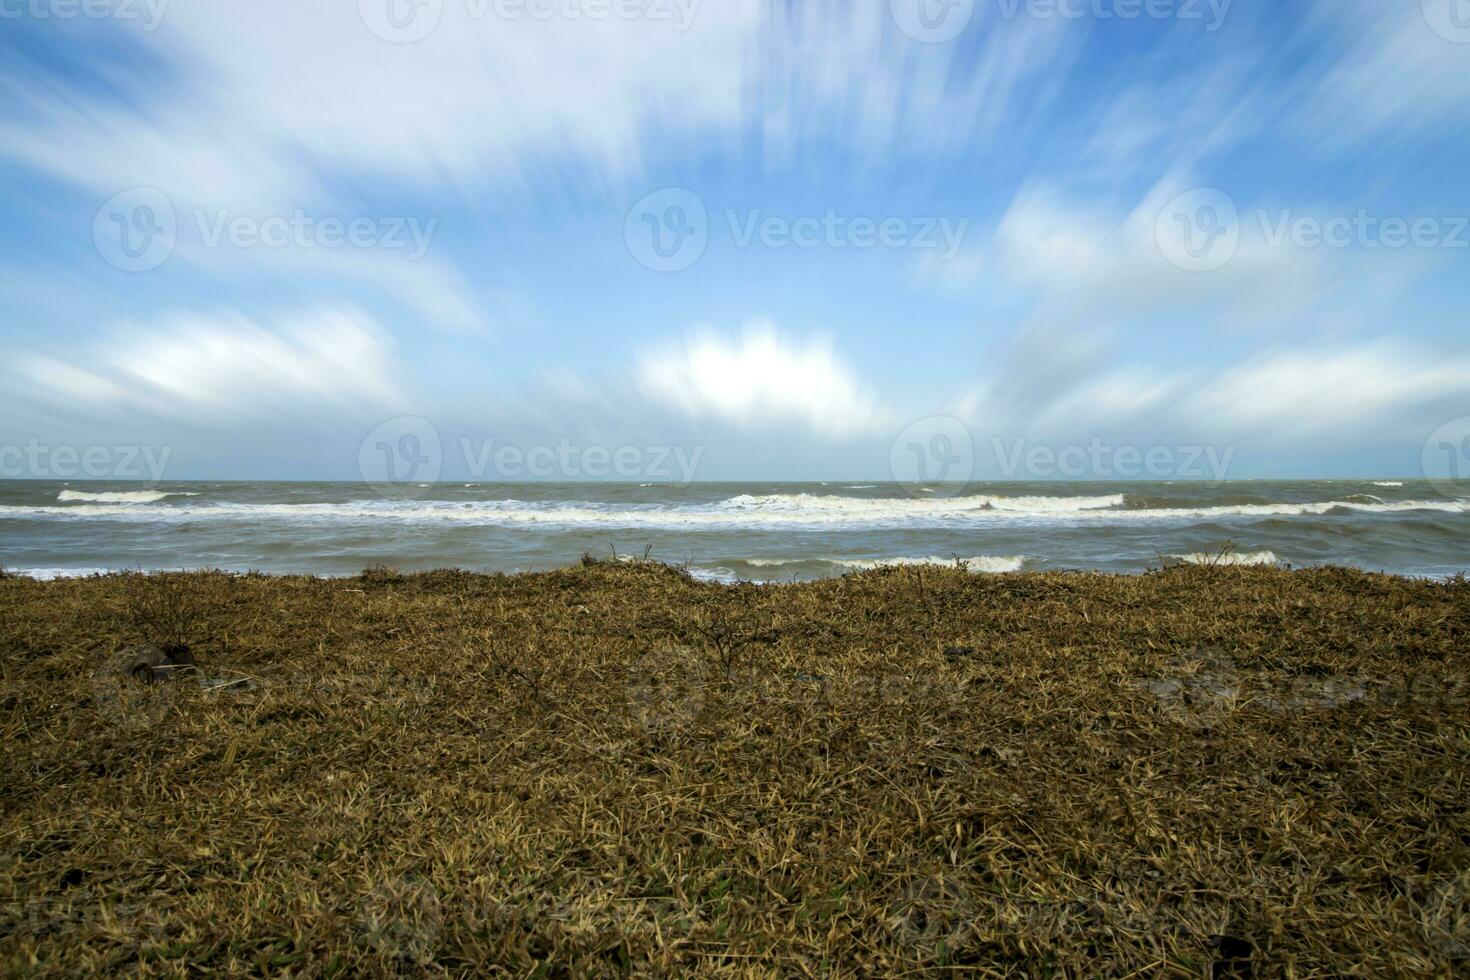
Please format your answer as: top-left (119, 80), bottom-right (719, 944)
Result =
top-left (930, 179), bottom-right (1329, 316)
top-left (966, 340), bottom-right (1470, 445)
top-left (755, 4), bottom-right (1075, 168)
top-left (0, 5), bottom-right (770, 335)
top-left (636, 323), bottom-right (889, 439)
top-left (1296, 0), bottom-right (1470, 147)
top-left (0, 3), bottom-right (1086, 202)
top-left (0, 4), bottom-right (760, 202)
top-left (13, 306), bottom-right (404, 423)
top-left (0, 4), bottom-right (1082, 335)
top-left (1183, 343), bottom-right (1470, 439)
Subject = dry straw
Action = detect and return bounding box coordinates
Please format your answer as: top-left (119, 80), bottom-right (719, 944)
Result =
top-left (1, 560), bottom-right (1467, 975)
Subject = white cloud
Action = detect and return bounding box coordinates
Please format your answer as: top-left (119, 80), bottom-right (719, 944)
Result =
top-left (965, 340), bottom-right (1470, 444)
top-left (0, 3), bottom-right (1084, 202)
top-left (13, 306), bottom-right (404, 423)
top-left (1183, 343), bottom-right (1470, 438)
top-left (636, 323), bottom-right (889, 439)
top-left (0, 4), bottom-right (761, 203)
top-left (0, 3), bottom-right (1081, 335)
top-left (1297, 0), bottom-right (1470, 147)
top-left (756, 5), bottom-right (1074, 168)
top-left (991, 179), bottom-right (1325, 315)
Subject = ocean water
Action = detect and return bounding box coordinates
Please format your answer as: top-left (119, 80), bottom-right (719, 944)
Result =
top-left (1, 480), bottom-right (1467, 582)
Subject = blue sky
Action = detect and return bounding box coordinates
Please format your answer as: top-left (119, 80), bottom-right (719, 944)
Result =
top-left (1, 0), bottom-right (1468, 482)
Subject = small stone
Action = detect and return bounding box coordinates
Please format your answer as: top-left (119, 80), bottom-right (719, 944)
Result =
top-left (122, 644), bottom-right (196, 684)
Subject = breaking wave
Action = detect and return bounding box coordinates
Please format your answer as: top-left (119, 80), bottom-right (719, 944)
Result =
top-left (1173, 550), bottom-right (1283, 567)
top-left (744, 555), bottom-right (1026, 573)
top-left (4, 492), bottom-right (1467, 530)
top-left (57, 490), bottom-right (196, 504)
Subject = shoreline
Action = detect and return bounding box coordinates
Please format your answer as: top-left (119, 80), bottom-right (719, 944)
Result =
top-left (3, 562), bottom-right (1467, 973)
top-left (4, 556), bottom-right (1467, 585)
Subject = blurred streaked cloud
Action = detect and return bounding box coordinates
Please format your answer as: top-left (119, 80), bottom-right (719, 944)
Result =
top-left (1, 0), bottom-right (1467, 478)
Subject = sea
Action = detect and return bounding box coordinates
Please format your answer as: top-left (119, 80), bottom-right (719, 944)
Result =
top-left (1, 480), bottom-right (1467, 582)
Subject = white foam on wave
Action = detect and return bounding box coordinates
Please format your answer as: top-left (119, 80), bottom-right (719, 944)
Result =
top-left (1174, 550), bottom-right (1282, 567)
top-left (57, 489), bottom-right (196, 504)
top-left (744, 555), bottom-right (1025, 573)
top-left (8, 567), bottom-right (118, 579)
top-left (687, 566), bottom-right (740, 584)
top-left (721, 492), bottom-right (1125, 514)
top-left (1372, 481), bottom-right (1405, 488)
top-left (4, 493), bottom-right (1468, 529)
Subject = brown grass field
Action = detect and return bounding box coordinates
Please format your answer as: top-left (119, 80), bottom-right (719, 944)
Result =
top-left (1, 560), bottom-right (1467, 976)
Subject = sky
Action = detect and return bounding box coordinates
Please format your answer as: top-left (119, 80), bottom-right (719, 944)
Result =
top-left (1, 0), bottom-right (1468, 484)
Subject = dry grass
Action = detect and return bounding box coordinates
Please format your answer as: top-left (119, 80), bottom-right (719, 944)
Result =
top-left (1, 560), bottom-right (1467, 976)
